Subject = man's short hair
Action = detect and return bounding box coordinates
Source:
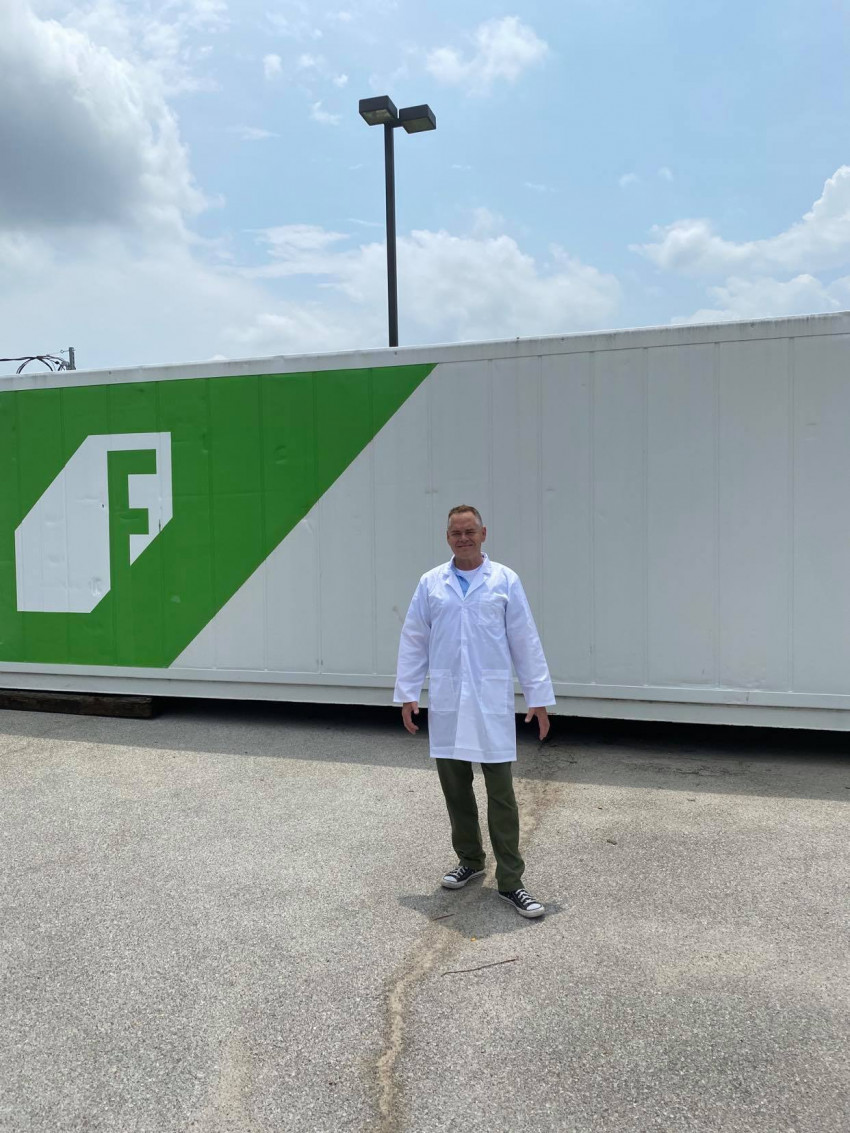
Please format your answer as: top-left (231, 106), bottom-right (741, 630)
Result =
top-left (447, 505), bottom-right (483, 530)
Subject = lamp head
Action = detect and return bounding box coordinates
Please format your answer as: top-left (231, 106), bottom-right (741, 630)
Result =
top-left (399, 104), bottom-right (437, 133)
top-left (359, 95), bottom-right (398, 126)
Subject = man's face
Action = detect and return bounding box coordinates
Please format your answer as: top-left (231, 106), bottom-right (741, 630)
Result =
top-left (446, 512), bottom-right (486, 558)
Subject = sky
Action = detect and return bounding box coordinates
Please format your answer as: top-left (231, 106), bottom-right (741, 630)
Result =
top-left (1, 0), bottom-right (849, 373)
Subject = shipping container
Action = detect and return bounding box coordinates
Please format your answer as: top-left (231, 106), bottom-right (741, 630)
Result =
top-left (3, 312), bottom-right (850, 729)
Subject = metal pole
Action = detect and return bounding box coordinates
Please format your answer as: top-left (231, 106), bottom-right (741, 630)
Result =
top-left (383, 122), bottom-right (399, 348)
top-left (68, 346), bottom-right (76, 370)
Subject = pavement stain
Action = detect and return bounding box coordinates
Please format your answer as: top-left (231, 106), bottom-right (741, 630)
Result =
top-left (187, 1029), bottom-right (262, 1133)
top-left (513, 741), bottom-right (571, 852)
top-left (371, 917), bottom-right (464, 1133)
top-left (369, 741), bottom-right (567, 1133)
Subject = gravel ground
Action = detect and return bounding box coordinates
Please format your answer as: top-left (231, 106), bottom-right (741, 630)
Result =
top-left (1, 701), bottom-right (848, 1133)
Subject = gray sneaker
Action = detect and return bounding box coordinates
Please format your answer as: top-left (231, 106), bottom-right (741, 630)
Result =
top-left (441, 865), bottom-right (485, 889)
top-left (498, 888), bottom-right (545, 918)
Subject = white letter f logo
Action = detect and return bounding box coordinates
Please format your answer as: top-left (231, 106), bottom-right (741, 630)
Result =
top-left (14, 432), bottom-right (173, 613)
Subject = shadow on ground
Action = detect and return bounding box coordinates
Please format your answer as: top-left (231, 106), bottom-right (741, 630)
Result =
top-left (398, 883), bottom-right (562, 943)
top-left (0, 697), bottom-right (848, 803)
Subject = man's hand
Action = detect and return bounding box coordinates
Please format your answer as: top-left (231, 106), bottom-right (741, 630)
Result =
top-left (402, 701), bottom-right (420, 735)
top-left (524, 706), bottom-right (550, 741)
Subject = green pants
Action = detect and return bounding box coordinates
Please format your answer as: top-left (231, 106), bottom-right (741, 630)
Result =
top-left (435, 758), bottom-right (525, 891)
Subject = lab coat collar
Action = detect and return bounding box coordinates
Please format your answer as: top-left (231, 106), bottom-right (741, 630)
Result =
top-left (444, 552), bottom-right (491, 599)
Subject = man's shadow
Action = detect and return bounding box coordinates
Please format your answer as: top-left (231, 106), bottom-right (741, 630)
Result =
top-left (399, 880), bottom-right (564, 941)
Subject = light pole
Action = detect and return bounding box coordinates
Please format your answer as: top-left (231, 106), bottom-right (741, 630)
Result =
top-left (358, 95), bottom-right (436, 348)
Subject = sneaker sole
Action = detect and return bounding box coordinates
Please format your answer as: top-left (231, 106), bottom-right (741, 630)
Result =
top-left (498, 892), bottom-right (545, 918)
top-left (441, 869), bottom-right (485, 889)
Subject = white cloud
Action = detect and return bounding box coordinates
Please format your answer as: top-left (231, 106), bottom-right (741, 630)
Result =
top-left (0, 1), bottom-right (243, 372)
top-left (250, 225), bottom-right (349, 275)
top-left (470, 208), bottom-right (506, 236)
top-left (671, 274), bottom-right (850, 325)
top-left (524, 181), bottom-right (554, 193)
top-left (0, 4), bottom-right (616, 372)
top-left (333, 72), bottom-right (349, 87)
top-left (190, 0), bottom-right (228, 23)
top-left (62, 0), bottom-right (226, 95)
top-left (635, 166), bottom-right (850, 325)
top-left (238, 223), bottom-right (620, 349)
top-left (657, 166), bottom-right (674, 182)
top-left (619, 173), bottom-right (639, 188)
top-left (0, 218), bottom-right (622, 373)
top-left (263, 52), bottom-right (283, 79)
top-left (398, 234), bottom-right (618, 342)
top-left (426, 16), bottom-right (548, 95)
top-left (367, 62), bottom-right (410, 93)
top-left (0, 229), bottom-right (275, 370)
top-left (0, 231), bottom-right (54, 277)
top-left (267, 11), bottom-right (322, 40)
top-left (310, 100), bottom-right (341, 125)
top-left (230, 125), bottom-right (278, 141)
top-left (0, 0), bottom-right (205, 235)
top-left (635, 165), bottom-right (850, 277)
top-left (297, 52), bottom-right (321, 69)
top-left (227, 304), bottom-right (375, 357)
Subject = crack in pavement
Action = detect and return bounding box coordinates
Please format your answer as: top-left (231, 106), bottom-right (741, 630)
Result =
top-left (369, 742), bottom-right (569, 1133)
top-left (371, 907), bottom-right (471, 1133)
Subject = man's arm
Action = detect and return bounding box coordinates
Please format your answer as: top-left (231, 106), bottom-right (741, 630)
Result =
top-left (505, 575), bottom-right (555, 740)
top-left (394, 579), bottom-right (431, 734)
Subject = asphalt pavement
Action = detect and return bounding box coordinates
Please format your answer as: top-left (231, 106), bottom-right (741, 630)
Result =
top-left (1, 701), bottom-right (848, 1133)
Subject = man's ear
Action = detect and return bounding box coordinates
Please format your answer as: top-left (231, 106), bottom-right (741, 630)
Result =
top-left (480, 526), bottom-right (487, 541)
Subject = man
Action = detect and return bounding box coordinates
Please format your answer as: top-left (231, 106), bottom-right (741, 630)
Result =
top-left (394, 506), bottom-right (555, 918)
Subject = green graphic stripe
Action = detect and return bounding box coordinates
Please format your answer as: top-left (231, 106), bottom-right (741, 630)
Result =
top-left (0, 364), bottom-right (434, 667)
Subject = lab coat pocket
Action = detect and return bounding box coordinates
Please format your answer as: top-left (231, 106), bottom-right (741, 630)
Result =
top-left (428, 669), bottom-right (457, 712)
top-left (476, 594), bottom-right (506, 630)
top-left (481, 669), bottom-right (512, 716)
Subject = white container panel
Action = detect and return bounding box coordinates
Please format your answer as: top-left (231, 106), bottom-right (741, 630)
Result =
top-left (592, 348), bottom-right (648, 685)
top-left (792, 333), bottom-right (850, 693)
top-left (264, 517), bottom-right (321, 674)
top-left (7, 312), bottom-right (850, 729)
top-left (717, 339), bottom-right (791, 691)
top-left (172, 515), bottom-right (321, 674)
top-left (489, 356), bottom-right (543, 612)
top-left (646, 343), bottom-right (717, 686)
top-left (214, 567), bottom-right (267, 671)
top-left (540, 352), bottom-right (594, 683)
top-left (428, 361), bottom-right (492, 564)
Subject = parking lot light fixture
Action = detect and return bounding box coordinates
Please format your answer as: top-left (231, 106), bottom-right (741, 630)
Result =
top-left (358, 95), bottom-right (398, 126)
top-left (358, 94), bottom-right (437, 347)
top-left (399, 105), bottom-right (437, 134)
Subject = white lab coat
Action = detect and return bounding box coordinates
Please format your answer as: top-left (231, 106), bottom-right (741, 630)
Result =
top-left (393, 554), bottom-right (555, 762)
